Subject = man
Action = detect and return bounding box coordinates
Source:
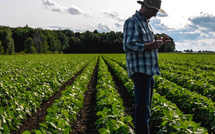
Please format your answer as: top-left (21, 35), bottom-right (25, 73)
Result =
top-left (123, 0), bottom-right (170, 133)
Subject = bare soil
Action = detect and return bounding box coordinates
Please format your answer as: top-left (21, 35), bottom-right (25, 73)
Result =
top-left (102, 57), bottom-right (135, 127)
top-left (70, 58), bottom-right (99, 134)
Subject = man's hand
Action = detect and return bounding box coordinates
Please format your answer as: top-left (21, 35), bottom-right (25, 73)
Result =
top-left (145, 40), bottom-right (163, 49)
top-left (144, 35), bottom-right (171, 50)
top-left (157, 35), bottom-right (171, 44)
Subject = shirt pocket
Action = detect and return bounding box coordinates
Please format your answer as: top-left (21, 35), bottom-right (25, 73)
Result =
top-left (138, 28), bottom-right (147, 43)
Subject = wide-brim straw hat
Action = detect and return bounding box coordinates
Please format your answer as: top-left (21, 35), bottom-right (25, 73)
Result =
top-left (137, 0), bottom-right (166, 14)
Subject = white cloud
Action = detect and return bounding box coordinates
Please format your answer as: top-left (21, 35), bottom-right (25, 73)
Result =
top-left (103, 11), bottom-right (125, 22)
top-left (97, 23), bottom-right (111, 32)
top-left (41, 0), bottom-right (125, 32)
top-left (46, 23), bottom-right (113, 33)
top-left (157, 12), bottom-right (168, 17)
top-left (149, 12), bottom-right (215, 51)
top-left (42, 0), bottom-right (63, 12)
top-left (151, 18), bottom-right (170, 31)
top-left (42, 0), bottom-right (87, 16)
top-left (67, 5), bottom-right (84, 15)
top-left (188, 13), bottom-right (215, 32)
top-left (175, 38), bottom-right (215, 51)
top-left (115, 23), bottom-right (122, 28)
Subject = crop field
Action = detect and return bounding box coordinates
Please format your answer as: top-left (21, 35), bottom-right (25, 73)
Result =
top-left (0, 53), bottom-right (215, 134)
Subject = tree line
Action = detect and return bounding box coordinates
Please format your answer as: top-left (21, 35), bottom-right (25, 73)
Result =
top-left (0, 25), bottom-right (175, 55)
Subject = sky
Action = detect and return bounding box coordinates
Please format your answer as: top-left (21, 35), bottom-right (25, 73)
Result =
top-left (0, 0), bottom-right (215, 51)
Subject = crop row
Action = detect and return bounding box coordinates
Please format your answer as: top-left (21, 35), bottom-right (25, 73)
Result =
top-left (160, 69), bottom-right (215, 101)
top-left (154, 76), bottom-right (215, 132)
top-left (159, 54), bottom-right (215, 72)
top-left (0, 54), bottom-right (95, 133)
top-left (159, 62), bottom-right (215, 85)
top-left (159, 61), bottom-right (215, 78)
top-left (103, 56), bottom-right (208, 133)
top-left (23, 57), bottom-right (98, 134)
top-left (95, 57), bottom-right (134, 134)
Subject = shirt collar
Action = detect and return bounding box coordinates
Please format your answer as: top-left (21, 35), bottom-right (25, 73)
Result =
top-left (135, 11), bottom-right (150, 22)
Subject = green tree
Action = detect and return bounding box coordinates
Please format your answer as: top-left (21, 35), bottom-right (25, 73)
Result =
top-left (39, 30), bottom-right (50, 53)
top-left (62, 29), bottom-right (75, 37)
top-left (57, 31), bottom-right (69, 50)
top-left (83, 31), bottom-right (97, 52)
top-left (24, 37), bottom-right (36, 54)
top-left (12, 27), bottom-right (28, 52)
top-left (0, 25), bottom-right (177, 53)
top-left (0, 40), bottom-right (4, 54)
top-left (32, 29), bottom-right (43, 53)
top-left (45, 31), bottom-right (62, 53)
top-left (41, 40), bottom-right (49, 53)
top-left (64, 36), bottom-right (76, 53)
top-left (0, 28), bottom-right (15, 55)
top-left (48, 36), bottom-right (60, 53)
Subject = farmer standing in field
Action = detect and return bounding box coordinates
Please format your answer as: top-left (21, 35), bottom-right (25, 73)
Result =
top-left (123, 0), bottom-right (170, 133)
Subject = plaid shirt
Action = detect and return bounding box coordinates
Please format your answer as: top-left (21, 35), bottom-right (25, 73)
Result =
top-left (123, 11), bottom-right (161, 77)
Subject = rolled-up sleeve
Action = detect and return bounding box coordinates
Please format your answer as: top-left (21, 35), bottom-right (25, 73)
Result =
top-left (123, 19), bottom-right (145, 53)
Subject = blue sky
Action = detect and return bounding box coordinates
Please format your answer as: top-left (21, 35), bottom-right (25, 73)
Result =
top-left (0, 0), bottom-right (215, 51)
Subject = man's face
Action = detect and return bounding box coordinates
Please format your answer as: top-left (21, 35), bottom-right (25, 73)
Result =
top-left (145, 7), bottom-right (158, 19)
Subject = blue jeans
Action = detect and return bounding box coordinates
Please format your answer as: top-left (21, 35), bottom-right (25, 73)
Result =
top-left (131, 73), bottom-right (154, 134)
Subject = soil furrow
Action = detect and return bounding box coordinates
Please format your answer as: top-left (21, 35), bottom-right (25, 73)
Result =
top-left (71, 58), bottom-right (99, 134)
top-left (102, 57), bottom-right (135, 127)
top-left (11, 61), bottom-right (90, 134)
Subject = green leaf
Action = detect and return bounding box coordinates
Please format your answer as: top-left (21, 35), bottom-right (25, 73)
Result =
top-left (45, 114), bottom-right (53, 121)
top-left (57, 119), bottom-right (66, 129)
top-left (35, 130), bottom-right (43, 134)
top-left (110, 119), bottom-right (117, 126)
top-left (98, 128), bottom-right (109, 134)
top-left (186, 114), bottom-right (193, 121)
top-left (124, 116), bottom-right (132, 123)
top-left (179, 121), bottom-right (187, 129)
top-left (39, 123), bottom-right (48, 128)
top-left (107, 120), bottom-right (115, 134)
top-left (3, 124), bottom-right (10, 134)
top-left (46, 107), bottom-right (53, 113)
top-left (163, 109), bottom-right (172, 120)
top-left (162, 120), bottom-right (168, 126)
top-left (61, 109), bottom-right (69, 118)
top-left (22, 131), bottom-right (31, 134)
top-left (49, 122), bottom-right (57, 128)
top-left (41, 128), bottom-right (47, 134)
